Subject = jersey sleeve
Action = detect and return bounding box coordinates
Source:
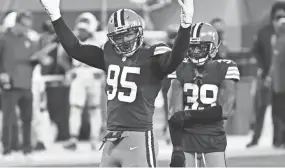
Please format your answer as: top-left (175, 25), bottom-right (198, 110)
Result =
top-left (152, 26), bottom-right (191, 78)
top-left (218, 59), bottom-right (240, 81)
top-left (52, 18), bottom-right (106, 71)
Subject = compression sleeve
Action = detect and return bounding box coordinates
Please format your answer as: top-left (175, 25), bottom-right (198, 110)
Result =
top-left (184, 105), bottom-right (223, 121)
top-left (52, 17), bottom-right (105, 71)
top-left (161, 26), bottom-right (191, 75)
top-left (169, 105), bottom-right (224, 126)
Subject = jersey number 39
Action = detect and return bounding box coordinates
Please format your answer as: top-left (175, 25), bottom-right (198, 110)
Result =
top-left (107, 64), bottom-right (140, 103)
top-left (184, 83), bottom-right (218, 110)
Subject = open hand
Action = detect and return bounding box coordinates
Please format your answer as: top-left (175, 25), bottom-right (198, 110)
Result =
top-left (177, 0), bottom-right (194, 28)
top-left (39, 0), bottom-right (61, 21)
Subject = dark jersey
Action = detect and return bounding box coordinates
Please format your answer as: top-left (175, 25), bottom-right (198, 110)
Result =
top-left (51, 18), bottom-right (191, 132)
top-left (175, 59), bottom-right (240, 135)
top-left (104, 42), bottom-right (172, 131)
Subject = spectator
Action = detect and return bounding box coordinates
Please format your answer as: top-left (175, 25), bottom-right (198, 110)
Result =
top-left (268, 16), bottom-right (285, 148)
top-left (39, 20), bottom-right (72, 142)
top-left (0, 11), bottom-right (39, 156)
top-left (246, 1), bottom-right (285, 148)
top-left (63, 12), bottom-right (106, 150)
top-left (210, 18), bottom-right (229, 60)
top-left (0, 11), bottom-right (19, 153)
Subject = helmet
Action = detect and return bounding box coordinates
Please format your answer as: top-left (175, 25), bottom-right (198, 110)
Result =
top-left (107, 9), bottom-right (144, 57)
top-left (75, 12), bottom-right (99, 34)
top-left (188, 22), bottom-right (220, 66)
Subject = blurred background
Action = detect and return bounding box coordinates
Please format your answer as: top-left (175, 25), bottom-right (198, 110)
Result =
top-left (0, 0), bottom-right (284, 167)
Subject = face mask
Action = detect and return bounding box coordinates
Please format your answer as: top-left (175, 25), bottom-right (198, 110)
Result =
top-left (217, 30), bottom-right (224, 42)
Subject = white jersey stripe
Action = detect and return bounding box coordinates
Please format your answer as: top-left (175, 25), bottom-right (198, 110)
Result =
top-left (225, 66), bottom-right (240, 81)
top-left (154, 46), bottom-right (171, 55)
top-left (225, 75), bottom-right (240, 80)
top-left (167, 71), bottom-right (177, 79)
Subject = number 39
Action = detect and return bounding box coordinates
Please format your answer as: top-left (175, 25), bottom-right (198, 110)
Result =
top-left (184, 83), bottom-right (218, 110)
top-left (107, 65), bottom-right (140, 103)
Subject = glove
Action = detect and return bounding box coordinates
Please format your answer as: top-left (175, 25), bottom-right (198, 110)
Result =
top-left (177, 0), bottom-right (194, 28)
top-left (170, 147), bottom-right (186, 167)
top-left (39, 0), bottom-right (61, 21)
top-left (168, 111), bottom-right (185, 129)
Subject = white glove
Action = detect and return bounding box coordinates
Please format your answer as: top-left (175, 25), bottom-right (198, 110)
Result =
top-left (177, 0), bottom-right (194, 28)
top-left (39, 0), bottom-right (61, 21)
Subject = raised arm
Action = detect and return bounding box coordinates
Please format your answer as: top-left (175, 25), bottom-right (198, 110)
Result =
top-left (39, 0), bottom-right (105, 71)
top-left (159, 0), bottom-right (193, 75)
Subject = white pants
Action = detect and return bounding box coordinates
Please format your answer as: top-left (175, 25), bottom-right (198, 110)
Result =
top-left (68, 66), bottom-right (105, 142)
top-left (31, 65), bottom-right (56, 146)
top-left (69, 66), bottom-right (104, 107)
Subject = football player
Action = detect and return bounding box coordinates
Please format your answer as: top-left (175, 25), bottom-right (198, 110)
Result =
top-left (38, 0), bottom-right (194, 166)
top-left (63, 12), bottom-right (106, 151)
top-left (168, 23), bottom-right (240, 167)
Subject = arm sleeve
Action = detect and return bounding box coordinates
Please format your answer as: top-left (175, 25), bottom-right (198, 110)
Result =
top-left (160, 26), bottom-right (191, 75)
top-left (52, 17), bottom-right (106, 71)
top-left (169, 105), bottom-right (223, 126)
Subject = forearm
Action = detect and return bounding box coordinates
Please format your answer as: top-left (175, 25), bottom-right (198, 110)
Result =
top-left (52, 18), bottom-right (105, 70)
top-left (52, 18), bottom-right (80, 54)
top-left (163, 26), bottom-right (191, 74)
top-left (169, 106), bottom-right (224, 128)
top-left (221, 96), bottom-right (236, 119)
top-left (218, 80), bottom-right (237, 118)
top-left (184, 106), bottom-right (223, 121)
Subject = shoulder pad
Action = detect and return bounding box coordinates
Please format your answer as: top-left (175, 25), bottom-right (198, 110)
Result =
top-left (151, 43), bottom-right (171, 56)
top-left (216, 59), bottom-right (240, 81)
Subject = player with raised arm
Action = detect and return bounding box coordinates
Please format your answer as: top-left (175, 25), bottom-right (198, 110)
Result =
top-left (168, 23), bottom-right (240, 167)
top-left (38, 0), bottom-right (194, 166)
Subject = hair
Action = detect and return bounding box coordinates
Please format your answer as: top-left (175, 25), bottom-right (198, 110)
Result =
top-left (271, 1), bottom-right (285, 21)
top-left (16, 11), bottom-right (32, 23)
top-left (210, 18), bottom-right (224, 25)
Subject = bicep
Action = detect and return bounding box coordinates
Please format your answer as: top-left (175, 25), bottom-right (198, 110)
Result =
top-left (69, 43), bottom-right (105, 70)
top-left (52, 18), bottom-right (105, 71)
top-left (218, 79), bottom-right (237, 118)
top-left (168, 78), bottom-right (183, 118)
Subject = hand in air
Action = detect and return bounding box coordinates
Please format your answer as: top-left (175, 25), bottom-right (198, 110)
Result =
top-left (177, 0), bottom-right (194, 28)
top-left (39, 0), bottom-right (61, 21)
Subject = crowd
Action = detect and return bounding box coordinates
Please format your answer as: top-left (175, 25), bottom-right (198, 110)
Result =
top-left (0, 10), bottom-right (108, 156)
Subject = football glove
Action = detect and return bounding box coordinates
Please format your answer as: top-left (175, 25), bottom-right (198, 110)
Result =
top-left (39, 0), bottom-right (61, 21)
top-left (170, 147), bottom-right (186, 167)
top-left (177, 0), bottom-right (194, 28)
top-left (168, 111), bottom-right (186, 129)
